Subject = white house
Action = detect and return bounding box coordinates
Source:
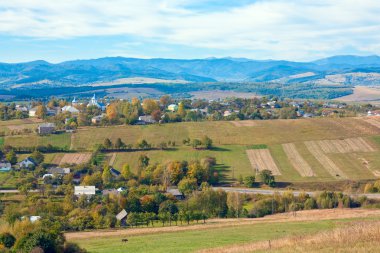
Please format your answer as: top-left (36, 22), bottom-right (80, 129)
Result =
top-left (0, 162), bottom-right (12, 172)
top-left (168, 104), bottom-right (178, 112)
top-left (62, 105), bottom-right (80, 114)
top-left (74, 186), bottom-right (96, 196)
top-left (18, 157), bottom-right (37, 169)
top-left (29, 107), bottom-right (38, 117)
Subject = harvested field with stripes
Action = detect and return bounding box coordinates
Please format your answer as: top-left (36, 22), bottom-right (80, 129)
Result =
top-left (246, 149), bottom-right (281, 175)
top-left (54, 153), bottom-right (92, 165)
top-left (315, 137), bottom-right (375, 153)
top-left (282, 143), bottom-right (315, 177)
top-left (304, 141), bottom-right (348, 179)
top-left (363, 117), bottom-right (380, 129)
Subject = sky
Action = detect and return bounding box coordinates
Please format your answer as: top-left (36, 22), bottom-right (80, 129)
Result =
top-left (1, 0), bottom-right (380, 63)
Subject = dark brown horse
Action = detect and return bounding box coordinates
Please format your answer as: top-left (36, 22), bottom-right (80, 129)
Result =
top-left (121, 238), bottom-right (128, 243)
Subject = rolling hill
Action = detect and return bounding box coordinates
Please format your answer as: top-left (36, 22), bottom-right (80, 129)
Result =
top-left (2, 55), bottom-right (380, 89)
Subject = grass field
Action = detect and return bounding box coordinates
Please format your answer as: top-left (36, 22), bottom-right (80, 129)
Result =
top-left (3, 117), bottom-right (380, 183)
top-left (68, 209), bottom-right (380, 253)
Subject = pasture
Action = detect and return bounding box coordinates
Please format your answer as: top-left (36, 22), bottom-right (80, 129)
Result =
top-left (67, 209), bottom-right (380, 253)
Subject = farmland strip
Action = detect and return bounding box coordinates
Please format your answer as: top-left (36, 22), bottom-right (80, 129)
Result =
top-left (282, 143), bottom-right (315, 177)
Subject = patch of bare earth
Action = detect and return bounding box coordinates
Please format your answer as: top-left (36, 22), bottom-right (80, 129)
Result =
top-left (246, 149), bottom-right (281, 175)
top-left (363, 117), bottom-right (380, 129)
top-left (282, 143), bottom-right (315, 177)
top-left (59, 153), bottom-right (92, 165)
top-left (65, 209), bottom-right (380, 241)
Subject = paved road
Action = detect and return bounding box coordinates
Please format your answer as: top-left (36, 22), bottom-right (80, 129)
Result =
top-left (213, 187), bottom-right (380, 199)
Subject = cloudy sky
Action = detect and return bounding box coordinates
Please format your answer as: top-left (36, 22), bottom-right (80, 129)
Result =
top-left (1, 0), bottom-right (380, 63)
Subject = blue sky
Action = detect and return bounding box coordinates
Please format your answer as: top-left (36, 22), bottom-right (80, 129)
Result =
top-left (1, 0), bottom-right (380, 63)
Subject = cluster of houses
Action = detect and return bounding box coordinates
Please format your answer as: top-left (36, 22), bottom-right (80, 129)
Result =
top-left (0, 157), bottom-right (38, 172)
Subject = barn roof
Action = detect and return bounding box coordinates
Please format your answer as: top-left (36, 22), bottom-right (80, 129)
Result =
top-left (116, 209), bottom-right (128, 220)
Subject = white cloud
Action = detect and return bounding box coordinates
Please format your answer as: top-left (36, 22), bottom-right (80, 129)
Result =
top-left (1, 0), bottom-right (380, 60)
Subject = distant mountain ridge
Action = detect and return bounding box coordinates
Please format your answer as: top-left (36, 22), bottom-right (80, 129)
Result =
top-left (1, 55), bottom-right (380, 88)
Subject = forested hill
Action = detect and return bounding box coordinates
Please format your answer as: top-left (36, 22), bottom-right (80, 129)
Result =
top-left (1, 55), bottom-right (380, 88)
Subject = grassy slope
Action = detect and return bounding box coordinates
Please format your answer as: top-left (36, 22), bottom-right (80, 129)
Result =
top-left (70, 220), bottom-right (336, 253)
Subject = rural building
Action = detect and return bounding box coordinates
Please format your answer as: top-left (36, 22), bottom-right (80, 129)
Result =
top-left (223, 110), bottom-right (232, 117)
top-left (72, 97), bottom-right (78, 106)
top-left (47, 107), bottom-right (60, 116)
top-left (42, 173), bottom-right (54, 179)
top-left (61, 105), bottom-right (80, 114)
top-left (74, 186), bottom-right (96, 196)
top-left (38, 123), bottom-right (56, 135)
top-left (168, 104), bottom-right (178, 112)
top-left (110, 167), bottom-right (121, 177)
top-left (29, 107), bottom-right (38, 117)
top-left (116, 209), bottom-right (128, 225)
top-left (87, 94), bottom-right (106, 111)
top-left (18, 157), bottom-right (37, 169)
top-left (16, 105), bottom-right (28, 112)
top-left (0, 162), bottom-right (12, 172)
top-left (166, 188), bottom-right (184, 200)
top-left (91, 114), bottom-right (106, 124)
top-left (137, 115), bottom-right (157, 124)
top-left (102, 189), bottom-right (119, 196)
top-left (48, 167), bottom-right (71, 175)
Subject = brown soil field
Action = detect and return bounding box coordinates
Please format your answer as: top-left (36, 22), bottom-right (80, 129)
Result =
top-left (58, 153), bottom-right (92, 165)
top-left (231, 121), bottom-right (257, 127)
top-left (282, 143), bottom-right (315, 177)
top-left (246, 149), bottom-right (281, 175)
top-left (65, 209), bottom-right (380, 241)
top-left (304, 141), bottom-right (347, 179)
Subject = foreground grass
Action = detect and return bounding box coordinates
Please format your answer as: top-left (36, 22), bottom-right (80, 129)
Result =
top-left (71, 220), bottom-right (335, 253)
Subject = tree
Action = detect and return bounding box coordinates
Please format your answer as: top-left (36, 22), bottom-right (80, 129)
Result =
top-left (35, 105), bottom-right (47, 119)
top-left (191, 139), bottom-right (202, 149)
top-left (202, 136), bottom-right (213, 149)
top-left (106, 103), bottom-right (118, 121)
top-left (178, 177), bottom-right (197, 196)
top-left (151, 110), bottom-right (162, 122)
top-left (142, 99), bottom-right (159, 115)
top-left (243, 176), bottom-right (255, 188)
top-left (0, 233), bottom-right (16, 248)
top-left (227, 192), bottom-right (243, 218)
top-left (30, 150), bottom-right (44, 165)
top-left (103, 138), bottom-right (112, 149)
top-left (114, 138), bottom-right (125, 150)
top-left (102, 165), bottom-right (112, 186)
top-left (138, 155), bottom-right (150, 169)
top-left (14, 229), bottom-right (64, 253)
top-left (5, 150), bottom-right (17, 164)
top-left (178, 102), bottom-right (186, 117)
top-left (121, 164), bottom-right (133, 179)
top-left (259, 169), bottom-right (276, 187)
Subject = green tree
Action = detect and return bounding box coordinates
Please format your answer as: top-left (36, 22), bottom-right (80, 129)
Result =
top-left (102, 165), bottom-right (112, 186)
top-left (202, 135), bottom-right (213, 149)
top-left (121, 164), bottom-right (133, 179)
top-left (30, 150), bottom-right (44, 164)
top-left (178, 177), bottom-right (197, 196)
top-left (103, 138), bottom-right (112, 150)
top-left (5, 150), bottom-right (17, 164)
top-left (178, 102), bottom-right (186, 117)
top-left (0, 233), bottom-right (16, 248)
top-left (243, 176), bottom-right (255, 188)
top-left (259, 169), bottom-right (276, 187)
top-left (114, 138), bottom-right (125, 150)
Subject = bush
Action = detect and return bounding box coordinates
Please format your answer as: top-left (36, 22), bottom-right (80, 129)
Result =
top-left (0, 232), bottom-right (16, 248)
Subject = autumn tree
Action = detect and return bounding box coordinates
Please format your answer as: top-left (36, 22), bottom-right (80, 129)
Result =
top-left (142, 99), bottom-right (159, 115)
top-left (35, 105), bottom-right (47, 119)
top-left (106, 103), bottom-right (118, 121)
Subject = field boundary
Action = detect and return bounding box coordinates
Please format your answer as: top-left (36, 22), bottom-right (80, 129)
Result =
top-left (246, 149), bottom-right (281, 175)
top-left (282, 143), bottom-right (315, 177)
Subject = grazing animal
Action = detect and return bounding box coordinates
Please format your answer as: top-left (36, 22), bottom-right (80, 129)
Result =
top-left (122, 238), bottom-right (128, 243)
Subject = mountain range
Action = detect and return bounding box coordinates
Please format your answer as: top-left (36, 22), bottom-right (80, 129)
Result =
top-left (1, 55), bottom-right (380, 89)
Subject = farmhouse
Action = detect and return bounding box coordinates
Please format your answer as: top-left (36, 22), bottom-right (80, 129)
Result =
top-left (102, 189), bottom-right (119, 196)
top-left (0, 162), bottom-right (12, 172)
top-left (74, 186), bottom-right (96, 196)
top-left (110, 167), bottom-right (121, 177)
top-left (137, 115), bottom-right (157, 124)
top-left (38, 123), bottom-right (56, 135)
top-left (18, 157), bottom-right (37, 169)
top-left (91, 114), bottom-right (106, 124)
top-left (61, 105), bottom-right (80, 114)
top-left (116, 209), bottom-right (128, 225)
top-left (166, 188), bottom-right (184, 200)
top-left (168, 104), bottom-right (178, 112)
top-left (29, 107), bottom-right (38, 117)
